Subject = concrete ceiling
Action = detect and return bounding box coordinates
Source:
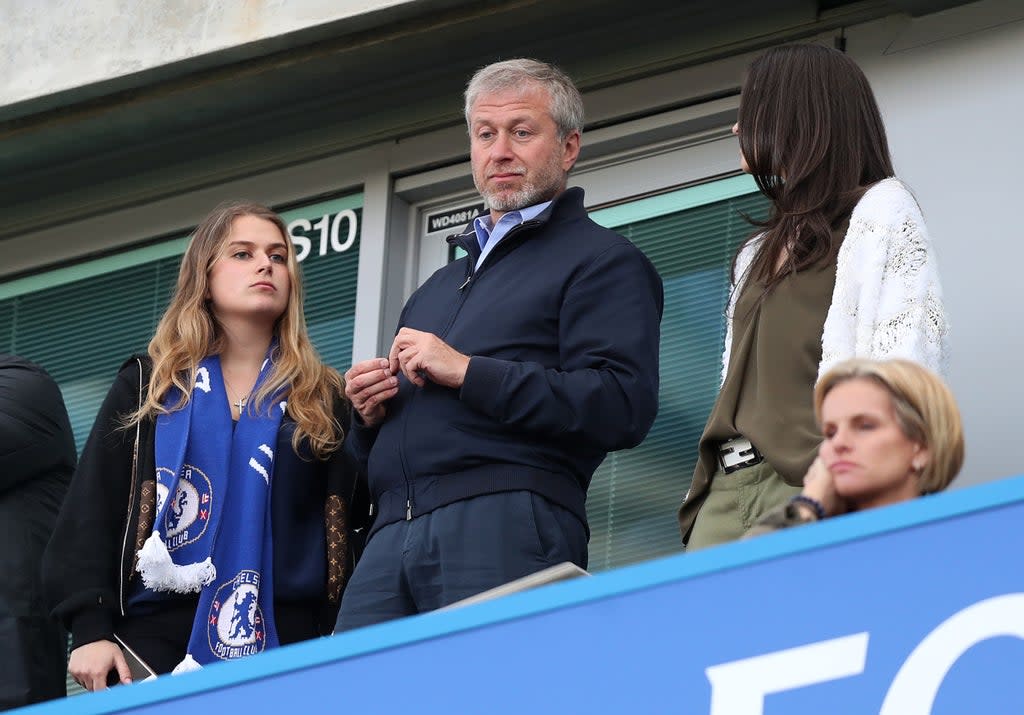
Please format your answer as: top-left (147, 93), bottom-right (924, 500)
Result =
top-left (0, 0), bottom-right (963, 241)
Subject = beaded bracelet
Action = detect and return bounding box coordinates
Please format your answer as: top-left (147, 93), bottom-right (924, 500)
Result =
top-left (790, 494), bottom-right (827, 521)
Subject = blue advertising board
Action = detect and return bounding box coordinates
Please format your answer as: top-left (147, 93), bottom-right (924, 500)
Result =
top-left (20, 474), bottom-right (1024, 714)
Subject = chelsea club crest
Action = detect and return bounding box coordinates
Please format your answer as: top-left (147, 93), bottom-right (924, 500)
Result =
top-left (155, 464), bottom-right (214, 551)
top-left (207, 570), bottom-right (266, 659)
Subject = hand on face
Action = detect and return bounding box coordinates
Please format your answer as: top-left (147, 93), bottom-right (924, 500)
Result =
top-left (388, 328), bottom-right (470, 389)
top-left (801, 456), bottom-right (847, 517)
top-left (345, 359), bottom-right (399, 428)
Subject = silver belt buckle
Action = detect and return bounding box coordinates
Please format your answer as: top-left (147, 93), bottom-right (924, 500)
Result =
top-left (718, 436), bottom-right (759, 473)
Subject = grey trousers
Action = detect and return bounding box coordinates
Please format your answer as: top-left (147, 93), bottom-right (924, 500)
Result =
top-left (335, 490), bottom-right (587, 632)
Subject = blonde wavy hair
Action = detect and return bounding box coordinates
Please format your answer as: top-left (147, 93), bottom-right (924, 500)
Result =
top-left (814, 358), bottom-right (964, 495)
top-left (134, 201), bottom-right (345, 459)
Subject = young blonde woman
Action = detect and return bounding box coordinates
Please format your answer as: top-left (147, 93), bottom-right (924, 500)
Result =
top-left (43, 202), bottom-right (364, 689)
top-left (679, 44), bottom-right (949, 550)
top-left (747, 358), bottom-right (964, 536)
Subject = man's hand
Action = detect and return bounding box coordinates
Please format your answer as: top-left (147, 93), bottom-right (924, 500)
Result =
top-left (345, 358), bottom-right (399, 427)
top-left (388, 328), bottom-right (470, 389)
top-left (69, 640), bottom-right (131, 691)
top-left (801, 456), bottom-right (847, 517)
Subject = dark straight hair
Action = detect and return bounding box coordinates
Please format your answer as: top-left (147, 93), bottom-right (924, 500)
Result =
top-left (735, 44), bottom-right (895, 291)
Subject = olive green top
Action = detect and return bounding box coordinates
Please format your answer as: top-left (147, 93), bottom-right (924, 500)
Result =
top-left (678, 228), bottom-right (844, 541)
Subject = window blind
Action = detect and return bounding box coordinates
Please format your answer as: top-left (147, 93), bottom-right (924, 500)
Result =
top-left (585, 183), bottom-right (770, 571)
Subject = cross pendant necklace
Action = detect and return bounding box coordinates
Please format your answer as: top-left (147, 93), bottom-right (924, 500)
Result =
top-left (224, 377), bottom-right (250, 415)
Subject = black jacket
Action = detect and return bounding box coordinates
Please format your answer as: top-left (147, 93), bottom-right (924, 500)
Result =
top-left (41, 356), bottom-right (366, 650)
top-left (349, 188), bottom-right (664, 536)
top-left (0, 355), bottom-right (75, 709)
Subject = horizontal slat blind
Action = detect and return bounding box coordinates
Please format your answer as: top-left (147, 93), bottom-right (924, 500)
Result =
top-left (0, 260), bottom-right (179, 451)
top-left (300, 210), bottom-right (361, 373)
top-left (585, 183), bottom-right (769, 571)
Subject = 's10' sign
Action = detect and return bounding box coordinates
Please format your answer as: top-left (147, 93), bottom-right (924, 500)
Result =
top-left (287, 209), bottom-right (359, 263)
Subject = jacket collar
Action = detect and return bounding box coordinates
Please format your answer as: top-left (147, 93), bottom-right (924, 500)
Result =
top-left (446, 187), bottom-right (587, 255)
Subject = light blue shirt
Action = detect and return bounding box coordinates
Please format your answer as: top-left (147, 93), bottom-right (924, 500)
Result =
top-left (471, 200), bottom-right (553, 270)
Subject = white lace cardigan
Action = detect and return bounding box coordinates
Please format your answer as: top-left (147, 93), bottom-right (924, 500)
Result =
top-left (721, 178), bottom-right (949, 384)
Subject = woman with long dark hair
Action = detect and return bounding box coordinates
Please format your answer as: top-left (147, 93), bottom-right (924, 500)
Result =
top-left (679, 44), bottom-right (948, 549)
top-left (43, 202), bottom-right (364, 689)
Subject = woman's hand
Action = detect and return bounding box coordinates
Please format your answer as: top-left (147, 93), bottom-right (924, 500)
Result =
top-left (801, 456), bottom-right (847, 517)
top-left (69, 640), bottom-right (132, 691)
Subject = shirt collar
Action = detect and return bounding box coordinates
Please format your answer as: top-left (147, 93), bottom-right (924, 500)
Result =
top-left (472, 199), bottom-right (553, 242)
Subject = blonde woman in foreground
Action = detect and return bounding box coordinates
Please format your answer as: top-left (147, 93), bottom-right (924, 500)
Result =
top-left (748, 358), bottom-right (964, 536)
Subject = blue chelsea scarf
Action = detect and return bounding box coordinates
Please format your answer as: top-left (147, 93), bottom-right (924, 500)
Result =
top-left (137, 346), bottom-right (286, 671)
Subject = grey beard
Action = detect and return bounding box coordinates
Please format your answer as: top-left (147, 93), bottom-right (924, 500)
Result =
top-left (475, 160), bottom-right (568, 214)
top-left (482, 185), bottom-right (544, 213)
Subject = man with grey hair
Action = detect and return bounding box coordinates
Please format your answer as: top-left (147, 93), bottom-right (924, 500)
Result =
top-left (338, 59), bottom-right (663, 630)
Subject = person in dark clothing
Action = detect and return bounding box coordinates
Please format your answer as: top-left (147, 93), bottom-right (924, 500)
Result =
top-left (0, 355), bottom-right (75, 710)
top-left (337, 59), bottom-right (664, 630)
top-left (42, 202), bottom-right (365, 690)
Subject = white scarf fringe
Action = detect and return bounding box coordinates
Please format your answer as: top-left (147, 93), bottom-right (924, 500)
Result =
top-left (137, 531), bottom-right (216, 593)
top-left (172, 654), bottom-right (202, 674)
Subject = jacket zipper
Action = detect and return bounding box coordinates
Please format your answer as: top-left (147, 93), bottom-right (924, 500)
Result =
top-left (117, 357), bottom-right (144, 617)
top-left (348, 449), bottom-right (363, 587)
top-left (397, 386), bottom-right (417, 521)
top-left (398, 394), bottom-right (416, 519)
top-left (450, 219), bottom-right (541, 296)
top-left (395, 217), bottom-right (548, 518)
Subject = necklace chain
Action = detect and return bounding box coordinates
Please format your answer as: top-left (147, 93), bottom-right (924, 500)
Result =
top-left (223, 376), bottom-right (252, 413)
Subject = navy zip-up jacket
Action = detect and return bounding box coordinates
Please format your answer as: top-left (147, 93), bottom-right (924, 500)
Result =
top-left (350, 187), bottom-right (663, 537)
